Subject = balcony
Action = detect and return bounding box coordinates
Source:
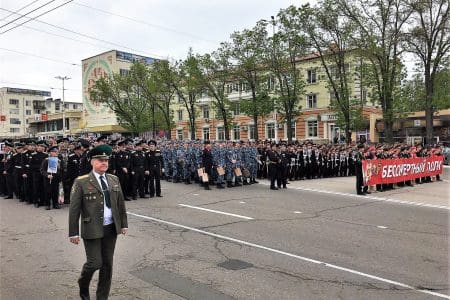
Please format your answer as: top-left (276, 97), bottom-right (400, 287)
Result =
top-left (33, 102), bottom-right (46, 110)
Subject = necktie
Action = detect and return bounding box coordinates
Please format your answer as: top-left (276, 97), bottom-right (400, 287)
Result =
top-left (99, 175), bottom-right (111, 208)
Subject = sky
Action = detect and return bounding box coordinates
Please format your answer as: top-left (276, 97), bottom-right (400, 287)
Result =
top-left (0, 0), bottom-right (310, 103)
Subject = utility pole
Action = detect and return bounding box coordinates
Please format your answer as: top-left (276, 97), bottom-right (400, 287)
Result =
top-left (55, 76), bottom-right (71, 137)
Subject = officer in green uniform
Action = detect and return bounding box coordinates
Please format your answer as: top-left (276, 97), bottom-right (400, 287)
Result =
top-left (69, 144), bottom-right (128, 300)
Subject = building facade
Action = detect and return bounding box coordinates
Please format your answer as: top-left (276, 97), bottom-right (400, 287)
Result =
top-left (81, 50), bottom-right (156, 133)
top-left (171, 53), bottom-right (381, 143)
top-left (0, 87), bottom-right (83, 138)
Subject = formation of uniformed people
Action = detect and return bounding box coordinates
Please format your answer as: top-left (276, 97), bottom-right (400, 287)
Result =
top-left (1, 136), bottom-right (445, 203)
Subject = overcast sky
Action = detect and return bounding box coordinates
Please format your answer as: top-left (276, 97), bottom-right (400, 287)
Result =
top-left (1, 0), bottom-right (315, 102)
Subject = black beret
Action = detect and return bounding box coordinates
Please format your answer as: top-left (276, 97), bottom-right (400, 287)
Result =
top-left (4, 141), bottom-right (14, 147)
top-left (88, 144), bottom-right (112, 159)
top-left (15, 142), bottom-right (25, 148)
top-left (148, 140), bottom-right (157, 146)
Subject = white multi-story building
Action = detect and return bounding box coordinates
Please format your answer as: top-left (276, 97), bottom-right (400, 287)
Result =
top-left (0, 87), bottom-right (82, 138)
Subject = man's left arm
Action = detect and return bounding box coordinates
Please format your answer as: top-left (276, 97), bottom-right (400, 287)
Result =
top-left (114, 176), bottom-right (128, 234)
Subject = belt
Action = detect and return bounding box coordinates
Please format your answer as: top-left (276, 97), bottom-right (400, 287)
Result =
top-left (15, 166), bottom-right (22, 168)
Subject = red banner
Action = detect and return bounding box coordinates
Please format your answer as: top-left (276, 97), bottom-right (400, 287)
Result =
top-left (362, 156), bottom-right (444, 185)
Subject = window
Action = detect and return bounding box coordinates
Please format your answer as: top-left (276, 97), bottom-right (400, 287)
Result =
top-left (177, 110), bottom-right (183, 121)
top-left (10, 128), bottom-right (20, 133)
top-left (10, 118), bottom-right (21, 125)
top-left (307, 120), bottom-right (318, 137)
top-left (288, 121), bottom-right (296, 139)
top-left (248, 124), bottom-right (255, 140)
top-left (202, 106), bottom-right (209, 119)
top-left (202, 127), bottom-right (210, 140)
top-left (177, 95), bottom-right (183, 103)
top-left (177, 129), bottom-right (183, 140)
top-left (119, 69), bottom-right (130, 76)
top-left (9, 99), bottom-right (19, 106)
top-left (73, 104), bottom-right (78, 109)
top-left (232, 103), bottom-right (240, 116)
top-left (267, 76), bottom-right (275, 90)
top-left (307, 69), bottom-right (317, 84)
top-left (226, 84), bottom-right (233, 94)
top-left (217, 126), bottom-right (225, 140)
top-left (330, 90), bottom-right (337, 102)
top-left (362, 89), bottom-right (368, 104)
top-left (26, 100), bottom-right (31, 106)
top-left (9, 109), bottom-right (19, 115)
top-left (266, 123), bottom-right (275, 139)
top-left (307, 94), bottom-right (317, 109)
top-left (55, 102), bottom-right (61, 111)
top-left (26, 110), bottom-right (32, 115)
top-left (233, 125), bottom-right (240, 140)
top-left (64, 103), bottom-right (69, 109)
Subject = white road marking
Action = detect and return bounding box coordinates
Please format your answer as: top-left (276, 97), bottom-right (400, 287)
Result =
top-left (178, 204), bottom-right (254, 220)
top-left (193, 194), bottom-right (199, 196)
top-left (261, 182), bottom-right (449, 210)
top-left (239, 201), bottom-right (246, 204)
top-left (127, 212), bottom-right (450, 300)
top-left (294, 211), bottom-right (302, 214)
top-left (377, 226), bottom-right (388, 229)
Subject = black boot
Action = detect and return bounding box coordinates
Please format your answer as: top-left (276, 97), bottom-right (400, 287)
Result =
top-left (227, 182), bottom-right (234, 188)
top-left (217, 183), bottom-right (224, 189)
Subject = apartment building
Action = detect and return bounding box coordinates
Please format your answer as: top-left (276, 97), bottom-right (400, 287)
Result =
top-left (172, 52), bottom-right (381, 143)
top-left (0, 86), bottom-right (83, 138)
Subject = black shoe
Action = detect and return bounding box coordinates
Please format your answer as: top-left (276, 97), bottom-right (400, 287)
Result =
top-left (357, 192), bottom-right (365, 195)
top-left (53, 204), bottom-right (60, 209)
top-left (34, 203), bottom-right (40, 208)
top-left (156, 194), bottom-right (163, 197)
top-left (132, 197), bottom-right (137, 200)
top-left (204, 186), bottom-right (211, 190)
top-left (217, 184), bottom-right (225, 189)
top-left (79, 287), bottom-right (90, 300)
top-left (270, 187), bottom-right (279, 190)
top-left (234, 183), bottom-right (242, 187)
top-left (5, 196), bottom-right (13, 199)
top-left (243, 181), bottom-right (249, 185)
top-left (45, 206), bottom-right (51, 210)
top-left (283, 185), bottom-right (287, 189)
top-left (227, 182), bottom-right (233, 188)
top-left (125, 198), bottom-right (131, 201)
top-left (149, 195), bottom-right (155, 198)
top-left (140, 195), bottom-right (148, 199)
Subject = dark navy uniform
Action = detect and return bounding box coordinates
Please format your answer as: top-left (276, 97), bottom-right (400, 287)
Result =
top-left (146, 142), bottom-right (163, 197)
top-left (131, 145), bottom-right (147, 199)
top-left (29, 148), bottom-right (48, 206)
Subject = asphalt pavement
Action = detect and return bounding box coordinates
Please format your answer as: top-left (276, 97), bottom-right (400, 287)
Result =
top-left (0, 169), bottom-right (448, 300)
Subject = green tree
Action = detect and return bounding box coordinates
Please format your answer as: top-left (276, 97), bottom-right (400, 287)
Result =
top-left (340, 0), bottom-right (413, 143)
top-left (198, 47), bottom-right (233, 140)
top-left (264, 6), bottom-right (307, 143)
top-left (300, 1), bottom-right (363, 144)
top-left (133, 60), bottom-right (176, 139)
top-left (226, 22), bottom-right (274, 141)
top-left (172, 49), bottom-right (204, 140)
top-left (89, 65), bottom-right (153, 134)
top-left (404, 0), bottom-right (450, 144)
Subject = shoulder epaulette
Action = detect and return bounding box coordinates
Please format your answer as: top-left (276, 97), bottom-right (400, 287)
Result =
top-left (78, 174), bottom-right (89, 179)
top-left (69, 153), bottom-right (76, 157)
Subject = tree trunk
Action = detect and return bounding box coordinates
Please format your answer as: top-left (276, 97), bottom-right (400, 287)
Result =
top-left (253, 115), bottom-right (258, 141)
top-left (286, 115), bottom-right (292, 143)
top-left (384, 119), bottom-right (393, 143)
top-left (424, 69), bottom-right (434, 145)
top-left (151, 102), bottom-right (156, 139)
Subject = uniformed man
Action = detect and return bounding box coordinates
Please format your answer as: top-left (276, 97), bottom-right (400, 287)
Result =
top-left (22, 140), bottom-right (35, 204)
top-left (3, 141), bottom-right (15, 199)
top-left (13, 143), bottom-right (26, 201)
top-left (267, 143), bottom-right (281, 190)
top-left (115, 140), bottom-right (131, 201)
top-left (130, 141), bottom-right (147, 199)
top-left (30, 140), bottom-right (48, 207)
top-left (355, 144), bottom-right (365, 195)
top-left (68, 144), bottom-right (128, 300)
top-left (40, 146), bottom-right (63, 210)
top-left (79, 139), bottom-right (92, 176)
top-left (67, 143), bottom-right (83, 201)
top-left (145, 140), bottom-right (163, 197)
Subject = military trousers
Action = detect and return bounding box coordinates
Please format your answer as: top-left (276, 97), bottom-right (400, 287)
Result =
top-left (79, 224), bottom-right (117, 300)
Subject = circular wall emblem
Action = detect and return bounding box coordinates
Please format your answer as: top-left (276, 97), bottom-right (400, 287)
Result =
top-left (83, 59), bottom-right (113, 114)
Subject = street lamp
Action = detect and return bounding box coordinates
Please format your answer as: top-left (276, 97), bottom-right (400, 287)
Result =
top-left (55, 75), bottom-right (71, 137)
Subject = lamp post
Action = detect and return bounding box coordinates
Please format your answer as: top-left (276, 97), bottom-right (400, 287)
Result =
top-left (55, 76), bottom-right (71, 137)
